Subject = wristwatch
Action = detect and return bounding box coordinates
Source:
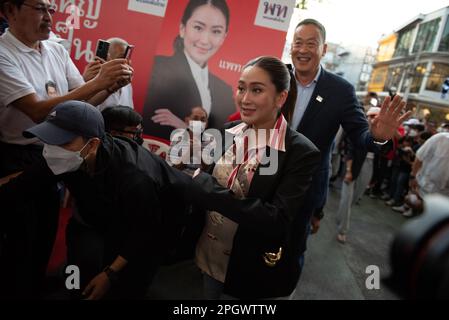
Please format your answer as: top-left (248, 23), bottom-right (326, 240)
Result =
top-left (102, 266), bottom-right (119, 284)
top-left (373, 138), bottom-right (389, 146)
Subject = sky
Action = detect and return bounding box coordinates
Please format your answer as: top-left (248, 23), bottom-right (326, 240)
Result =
top-left (287, 0), bottom-right (449, 48)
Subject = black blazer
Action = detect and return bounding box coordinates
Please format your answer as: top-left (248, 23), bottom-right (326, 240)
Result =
top-left (293, 67), bottom-right (378, 216)
top-left (189, 123), bottom-right (320, 299)
top-left (143, 51), bottom-right (235, 141)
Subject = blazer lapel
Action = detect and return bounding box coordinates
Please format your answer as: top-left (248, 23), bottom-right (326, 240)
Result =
top-left (217, 124), bottom-right (288, 198)
top-left (176, 52), bottom-right (203, 107)
top-left (248, 145), bottom-right (287, 197)
top-left (297, 68), bottom-right (329, 132)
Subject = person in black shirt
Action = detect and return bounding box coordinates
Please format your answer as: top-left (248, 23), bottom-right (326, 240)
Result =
top-left (1, 100), bottom-right (190, 299)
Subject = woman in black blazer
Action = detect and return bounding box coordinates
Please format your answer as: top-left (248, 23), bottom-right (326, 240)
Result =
top-left (188, 56), bottom-right (320, 299)
top-left (143, 0), bottom-right (235, 142)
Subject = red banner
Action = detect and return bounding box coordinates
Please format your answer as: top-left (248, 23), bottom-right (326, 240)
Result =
top-left (51, 0), bottom-right (164, 112)
top-left (50, 0), bottom-right (295, 147)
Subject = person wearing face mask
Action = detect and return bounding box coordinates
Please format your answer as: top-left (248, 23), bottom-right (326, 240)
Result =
top-left (0, 100), bottom-right (191, 299)
top-left (408, 127), bottom-right (419, 138)
top-left (143, 0), bottom-right (234, 142)
top-left (0, 0), bottom-right (133, 298)
top-left (166, 106), bottom-right (212, 174)
top-left (151, 105), bottom-right (208, 132)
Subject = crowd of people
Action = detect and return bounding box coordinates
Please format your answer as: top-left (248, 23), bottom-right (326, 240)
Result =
top-left (1, 0), bottom-right (448, 301)
top-left (331, 92), bottom-right (449, 243)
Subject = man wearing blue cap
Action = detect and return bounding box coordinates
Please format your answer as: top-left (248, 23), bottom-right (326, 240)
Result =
top-left (0, 0), bottom-right (133, 298)
top-left (1, 100), bottom-right (190, 299)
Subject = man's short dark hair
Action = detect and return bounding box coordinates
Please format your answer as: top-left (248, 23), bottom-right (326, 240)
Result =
top-left (295, 18), bottom-right (326, 43)
top-left (0, 0), bottom-right (25, 15)
top-left (101, 106), bottom-right (143, 132)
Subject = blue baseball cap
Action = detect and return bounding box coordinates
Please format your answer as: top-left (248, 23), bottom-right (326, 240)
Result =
top-left (23, 100), bottom-right (105, 145)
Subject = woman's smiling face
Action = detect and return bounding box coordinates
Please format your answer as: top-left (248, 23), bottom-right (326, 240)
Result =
top-left (180, 4), bottom-right (228, 67)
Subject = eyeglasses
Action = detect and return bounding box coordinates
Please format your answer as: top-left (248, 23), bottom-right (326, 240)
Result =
top-left (120, 128), bottom-right (143, 139)
top-left (22, 2), bottom-right (57, 15)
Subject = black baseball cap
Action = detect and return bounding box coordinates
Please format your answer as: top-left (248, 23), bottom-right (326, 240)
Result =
top-left (23, 100), bottom-right (105, 145)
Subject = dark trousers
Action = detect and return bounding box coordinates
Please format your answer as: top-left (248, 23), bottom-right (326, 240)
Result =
top-left (371, 155), bottom-right (391, 195)
top-left (66, 218), bottom-right (155, 299)
top-left (65, 217), bottom-right (104, 298)
top-left (389, 168), bottom-right (410, 205)
top-left (0, 142), bottom-right (60, 299)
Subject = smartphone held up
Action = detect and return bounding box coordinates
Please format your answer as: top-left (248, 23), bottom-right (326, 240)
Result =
top-left (124, 45), bottom-right (134, 60)
top-left (95, 39), bottom-right (110, 61)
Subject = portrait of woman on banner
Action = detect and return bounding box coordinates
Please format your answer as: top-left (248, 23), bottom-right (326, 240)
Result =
top-left (142, 0), bottom-right (235, 142)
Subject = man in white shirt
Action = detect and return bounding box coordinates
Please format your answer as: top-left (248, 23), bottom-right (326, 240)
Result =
top-left (86, 37), bottom-right (134, 111)
top-left (412, 132), bottom-right (449, 197)
top-left (0, 1), bottom-right (133, 164)
top-left (0, 0), bottom-right (132, 298)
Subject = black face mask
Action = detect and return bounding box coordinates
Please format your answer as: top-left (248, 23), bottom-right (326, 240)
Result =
top-left (134, 135), bottom-right (144, 146)
top-left (111, 127), bottom-right (143, 145)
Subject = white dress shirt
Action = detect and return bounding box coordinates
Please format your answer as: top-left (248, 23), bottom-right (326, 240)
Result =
top-left (184, 51), bottom-right (212, 115)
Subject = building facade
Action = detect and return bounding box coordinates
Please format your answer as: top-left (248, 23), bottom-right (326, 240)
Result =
top-left (368, 6), bottom-right (449, 124)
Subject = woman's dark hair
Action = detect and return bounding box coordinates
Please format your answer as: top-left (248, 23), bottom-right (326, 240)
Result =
top-left (173, 0), bottom-right (230, 52)
top-left (101, 106), bottom-right (143, 132)
top-left (242, 56), bottom-right (297, 123)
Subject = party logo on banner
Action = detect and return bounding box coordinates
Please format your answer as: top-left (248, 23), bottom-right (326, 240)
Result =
top-left (254, 0), bottom-right (295, 32)
top-left (128, 0), bottom-right (168, 17)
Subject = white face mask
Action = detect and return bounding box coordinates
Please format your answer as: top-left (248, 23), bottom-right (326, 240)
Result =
top-left (408, 129), bottom-right (418, 137)
top-left (189, 120), bottom-right (206, 133)
top-left (43, 141), bottom-right (90, 175)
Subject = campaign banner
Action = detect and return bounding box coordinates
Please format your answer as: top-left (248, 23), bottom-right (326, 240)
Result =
top-left (127, 0), bottom-right (169, 17)
top-left (50, 0), bottom-right (165, 111)
top-left (142, 0), bottom-right (295, 146)
top-left (254, 0), bottom-right (295, 32)
top-left (49, 0), bottom-right (295, 152)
